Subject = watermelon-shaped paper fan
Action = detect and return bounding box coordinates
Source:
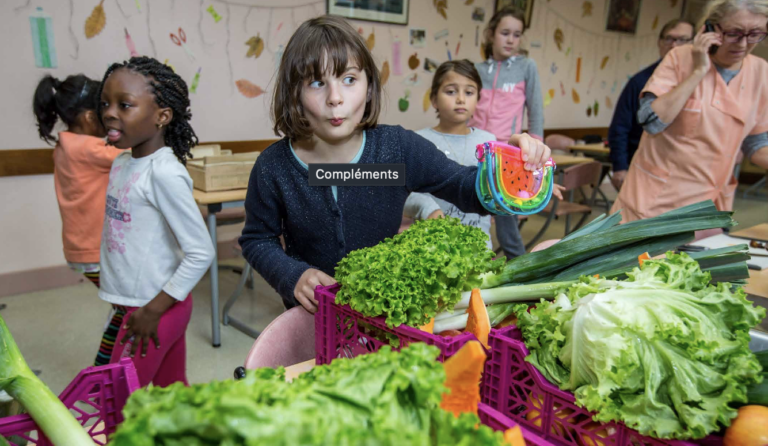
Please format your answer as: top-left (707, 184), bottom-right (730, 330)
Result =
top-left (475, 141), bottom-right (556, 215)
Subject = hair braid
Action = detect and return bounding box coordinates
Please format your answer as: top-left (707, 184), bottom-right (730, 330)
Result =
top-left (98, 56), bottom-right (198, 164)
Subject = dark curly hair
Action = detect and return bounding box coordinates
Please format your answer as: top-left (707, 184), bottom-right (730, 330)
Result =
top-left (33, 74), bottom-right (101, 145)
top-left (98, 56), bottom-right (198, 164)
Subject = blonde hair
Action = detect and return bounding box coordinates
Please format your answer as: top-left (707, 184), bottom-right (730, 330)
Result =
top-left (697, 0), bottom-right (768, 29)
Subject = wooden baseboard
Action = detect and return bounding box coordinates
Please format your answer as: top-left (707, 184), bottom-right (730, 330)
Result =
top-left (0, 265), bottom-right (86, 298)
top-left (0, 237), bottom-right (243, 298)
top-left (1, 129), bottom-right (614, 177)
top-left (0, 139), bottom-right (280, 177)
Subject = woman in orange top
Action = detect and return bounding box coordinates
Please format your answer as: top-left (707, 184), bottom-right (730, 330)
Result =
top-left (33, 74), bottom-right (121, 365)
top-left (612, 0), bottom-right (768, 223)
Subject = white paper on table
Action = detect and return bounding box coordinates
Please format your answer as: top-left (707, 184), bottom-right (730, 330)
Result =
top-left (695, 234), bottom-right (768, 270)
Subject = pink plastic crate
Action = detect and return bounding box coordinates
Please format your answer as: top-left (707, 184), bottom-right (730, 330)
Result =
top-left (0, 358), bottom-right (140, 446)
top-left (479, 402), bottom-right (554, 446)
top-left (483, 326), bottom-right (722, 446)
top-left (314, 284), bottom-right (477, 364)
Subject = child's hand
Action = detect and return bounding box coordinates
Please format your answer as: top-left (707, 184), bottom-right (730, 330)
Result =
top-left (295, 269), bottom-right (337, 314)
top-left (552, 184), bottom-right (565, 200)
top-left (427, 209), bottom-right (445, 219)
top-left (508, 134), bottom-right (552, 171)
top-left (121, 291), bottom-right (176, 358)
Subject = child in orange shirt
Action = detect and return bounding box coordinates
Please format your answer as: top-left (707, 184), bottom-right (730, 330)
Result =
top-left (33, 74), bottom-right (122, 366)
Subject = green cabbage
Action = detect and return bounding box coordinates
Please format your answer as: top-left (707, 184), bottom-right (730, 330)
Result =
top-left (513, 252), bottom-right (765, 440)
top-left (335, 217), bottom-right (503, 328)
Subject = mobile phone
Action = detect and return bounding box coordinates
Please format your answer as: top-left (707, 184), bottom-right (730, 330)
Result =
top-left (705, 20), bottom-right (719, 55)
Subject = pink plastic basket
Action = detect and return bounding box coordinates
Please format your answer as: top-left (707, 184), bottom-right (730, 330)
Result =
top-left (479, 402), bottom-right (554, 446)
top-left (483, 326), bottom-right (722, 446)
top-left (314, 284), bottom-right (477, 365)
top-left (0, 358), bottom-right (140, 446)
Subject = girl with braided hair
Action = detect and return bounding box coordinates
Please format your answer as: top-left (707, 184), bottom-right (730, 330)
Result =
top-left (98, 56), bottom-right (214, 387)
top-left (33, 74), bottom-right (121, 366)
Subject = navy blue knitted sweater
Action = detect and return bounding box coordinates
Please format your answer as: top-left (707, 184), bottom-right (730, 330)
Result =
top-left (239, 125), bottom-right (489, 309)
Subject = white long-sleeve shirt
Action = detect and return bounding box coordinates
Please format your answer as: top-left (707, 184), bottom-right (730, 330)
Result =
top-left (99, 147), bottom-right (215, 307)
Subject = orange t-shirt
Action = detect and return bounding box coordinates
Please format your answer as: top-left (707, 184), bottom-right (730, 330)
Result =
top-left (53, 132), bottom-right (122, 263)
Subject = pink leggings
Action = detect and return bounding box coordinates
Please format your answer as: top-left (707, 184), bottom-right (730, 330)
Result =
top-left (110, 294), bottom-right (193, 388)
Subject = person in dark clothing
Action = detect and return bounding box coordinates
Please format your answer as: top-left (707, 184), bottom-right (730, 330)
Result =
top-left (608, 19), bottom-right (694, 190)
top-left (239, 16), bottom-right (554, 312)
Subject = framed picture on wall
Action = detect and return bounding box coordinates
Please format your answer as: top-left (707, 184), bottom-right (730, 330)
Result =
top-left (494, 0), bottom-right (534, 27)
top-left (327, 0), bottom-right (409, 26)
top-left (605, 0), bottom-right (642, 34)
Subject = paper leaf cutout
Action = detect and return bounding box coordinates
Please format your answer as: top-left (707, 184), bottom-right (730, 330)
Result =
top-left (572, 88), bottom-right (580, 104)
top-left (399, 90), bottom-right (410, 112)
top-left (582, 1), bottom-right (592, 17)
top-left (586, 106), bottom-right (592, 117)
top-left (554, 28), bottom-right (564, 51)
top-left (652, 15), bottom-right (659, 30)
top-left (408, 53), bottom-right (420, 70)
top-left (600, 56), bottom-right (610, 69)
top-left (381, 60), bottom-right (390, 85)
top-left (245, 34), bottom-right (264, 58)
top-left (576, 57), bottom-right (581, 83)
top-left (593, 100), bottom-right (599, 116)
top-left (548, 88), bottom-right (555, 98)
top-left (606, 96), bottom-right (613, 109)
top-left (560, 81), bottom-right (566, 96)
top-left (433, 0), bottom-right (448, 19)
top-left (367, 31), bottom-right (376, 51)
top-left (423, 88), bottom-right (431, 112)
top-left (85, 0), bottom-right (106, 39)
top-left (235, 79), bottom-right (264, 98)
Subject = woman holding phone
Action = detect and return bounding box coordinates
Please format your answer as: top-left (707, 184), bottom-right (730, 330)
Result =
top-left (611, 0), bottom-right (768, 223)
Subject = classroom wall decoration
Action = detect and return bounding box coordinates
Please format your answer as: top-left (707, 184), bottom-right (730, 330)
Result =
top-left (29, 7), bottom-right (57, 68)
top-left (495, 0), bottom-right (533, 25)
top-left (2, 0), bottom-right (681, 151)
top-left (328, 0), bottom-right (410, 25)
top-left (605, 0), bottom-right (642, 34)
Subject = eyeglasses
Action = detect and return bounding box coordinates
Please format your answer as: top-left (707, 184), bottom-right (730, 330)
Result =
top-left (661, 36), bottom-right (693, 45)
top-left (721, 30), bottom-right (768, 44)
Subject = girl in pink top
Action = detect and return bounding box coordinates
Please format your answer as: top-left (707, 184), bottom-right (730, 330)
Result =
top-left (469, 7), bottom-right (545, 260)
top-left (33, 74), bottom-right (121, 366)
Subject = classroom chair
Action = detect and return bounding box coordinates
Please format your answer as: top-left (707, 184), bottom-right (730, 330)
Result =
top-left (241, 306), bottom-right (315, 370)
top-left (222, 241), bottom-right (258, 339)
top-left (543, 134), bottom-right (575, 154)
top-left (523, 161), bottom-right (603, 250)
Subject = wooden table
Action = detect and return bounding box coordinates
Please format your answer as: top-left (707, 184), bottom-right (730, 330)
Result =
top-left (699, 224), bottom-right (768, 331)
top-left (194, 188), bottom-right (248, 347)
top-left (552, 154), bottom-right (594, 167)
top-left (568, 143), bottom-right (610, 156)
top-left (284, 359), bottom-right (316, 381)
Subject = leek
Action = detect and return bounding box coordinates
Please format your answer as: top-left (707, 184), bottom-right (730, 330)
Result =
top-left (0, 315), bottom-right (94, 446)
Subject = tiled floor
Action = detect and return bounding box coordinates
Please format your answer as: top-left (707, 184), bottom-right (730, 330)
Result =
top-left (1, 184), bottom-right (765, 396)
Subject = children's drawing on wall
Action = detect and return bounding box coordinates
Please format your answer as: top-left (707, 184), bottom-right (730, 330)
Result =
top-left (410, 28), bottom-right (426, 47)
top-left (606, 0), bottom-right (641, 34)
top-left (472, 8), bottom-right (485, 22)
top-left (29, 7), bottom-right (57, 68)
top-left (424, 58), bottom-right (438, 73)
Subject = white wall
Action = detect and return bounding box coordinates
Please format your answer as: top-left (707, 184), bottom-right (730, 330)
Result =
top-left (0, 0), bottom-right (678, 274)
